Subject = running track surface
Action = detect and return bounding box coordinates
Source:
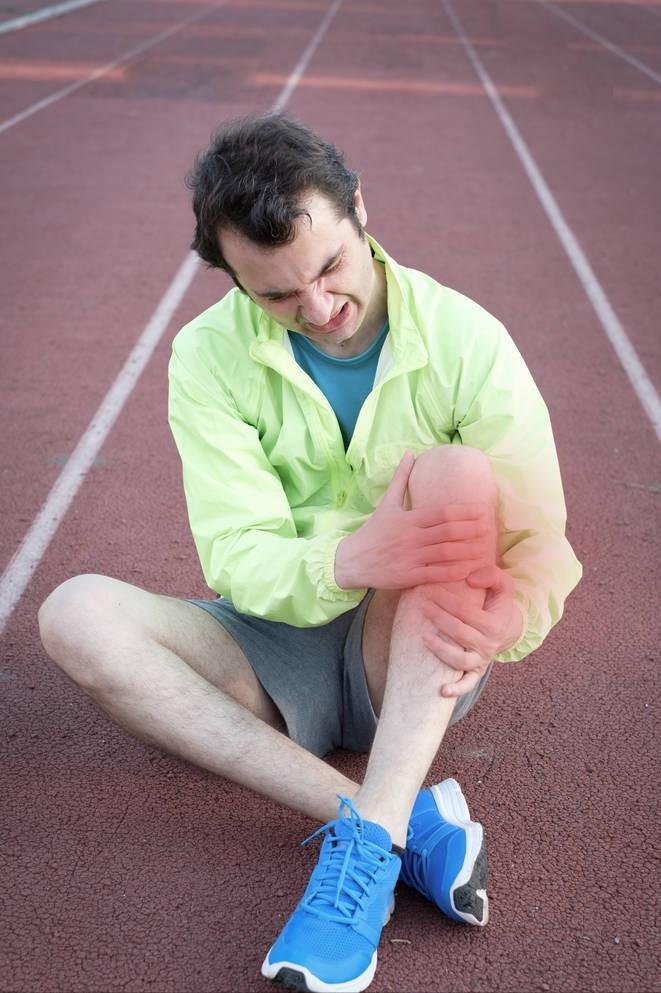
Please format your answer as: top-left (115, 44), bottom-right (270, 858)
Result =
top-left (1, 1), bottom-right (660, 990)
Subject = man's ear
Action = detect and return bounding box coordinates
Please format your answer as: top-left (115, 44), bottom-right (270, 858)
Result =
top-left (354, 184), bottom-right (367, 227)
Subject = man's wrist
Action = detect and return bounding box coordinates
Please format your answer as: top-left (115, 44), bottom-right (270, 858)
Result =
top-left (498, 599), bottom-right (526, 653)
top-left (334, 534), bottom-right (360, 589)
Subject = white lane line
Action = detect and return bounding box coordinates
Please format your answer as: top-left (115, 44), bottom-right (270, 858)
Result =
top-left (0, 0), bottom-right (107, 37)
top-left (0, 0), bottom-right (227, 136)
top-left (271, 0), bottom-right (343, 112)
top-left (441, 0), bottom-right (661, 446)
top-left (537, 0), bottom-right (661, 87)
top-left (0, 0), bottom-right (344, 633)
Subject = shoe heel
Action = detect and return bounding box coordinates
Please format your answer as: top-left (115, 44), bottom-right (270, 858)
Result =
top-left (453, 840), bottom-right (489, 927)
top-left (431, 780), bottom-right (489, 927)
top-left (430, 778), bottom-right (471, 824)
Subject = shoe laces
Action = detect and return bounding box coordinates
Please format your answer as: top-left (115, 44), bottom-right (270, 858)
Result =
top-left (299, 795), bottom-right (394, 925)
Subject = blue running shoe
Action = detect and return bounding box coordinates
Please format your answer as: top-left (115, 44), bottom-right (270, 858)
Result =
top-left (261, 796), bottom-right (401, 993)
top-left (400, 778), bottom-right (488, 927)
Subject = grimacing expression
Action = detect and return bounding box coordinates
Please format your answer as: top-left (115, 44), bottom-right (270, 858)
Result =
top-left (219, 190), bottom-right (385, 353)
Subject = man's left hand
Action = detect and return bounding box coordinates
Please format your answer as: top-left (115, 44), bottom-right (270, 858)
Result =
top-left (420, 565), bottom-right (523, 698)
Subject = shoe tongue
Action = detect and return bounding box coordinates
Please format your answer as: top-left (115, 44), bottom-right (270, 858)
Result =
top-left (334, 816), bottom-right (392, 852)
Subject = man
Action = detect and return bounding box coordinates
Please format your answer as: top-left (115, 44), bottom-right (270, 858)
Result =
top-left (38, 114), bottom-right (582, 993)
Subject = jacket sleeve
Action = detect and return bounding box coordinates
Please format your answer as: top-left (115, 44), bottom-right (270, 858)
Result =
top-left (453, 320), bottom-right (583, 663)
top-left (167, 339), bottom-right (367, 627)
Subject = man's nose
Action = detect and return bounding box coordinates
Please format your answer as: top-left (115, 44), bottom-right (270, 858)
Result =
top-left (298, 286), bottom-right (334, 327)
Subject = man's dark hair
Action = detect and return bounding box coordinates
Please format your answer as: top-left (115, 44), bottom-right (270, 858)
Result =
top-left (185, 113), bottom-right (363, 283)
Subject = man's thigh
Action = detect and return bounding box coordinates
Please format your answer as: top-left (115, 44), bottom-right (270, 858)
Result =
top-left (41, 574), bottom-right (285, 732)
top-left (156, 592), bottom-right (287, 731)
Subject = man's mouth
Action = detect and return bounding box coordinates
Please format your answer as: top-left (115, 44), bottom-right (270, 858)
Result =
top-left (309, 301), bottom-right (350, 333)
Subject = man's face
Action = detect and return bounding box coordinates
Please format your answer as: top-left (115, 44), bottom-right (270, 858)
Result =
top-left (219, 189), bottom-right (386, 355)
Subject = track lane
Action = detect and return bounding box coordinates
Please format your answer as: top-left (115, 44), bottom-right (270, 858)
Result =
top-left (539, 0), bottom-right (661, 78)
top-left (0, 0), bottom-right (109, 37)
top-left (442, 0), bottom-right (661, 442)
top-left (0, 0), bottom-right (231, 130)
top-left (0, 0), bottom-right (332, 571)
top-left (448, 0), bottom-right (661, 389)
top-left (0, 0), bottom-right (344, 628)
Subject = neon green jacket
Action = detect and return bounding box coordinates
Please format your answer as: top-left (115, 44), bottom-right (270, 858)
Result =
top-left (168, 235), bottom-right (582, 662)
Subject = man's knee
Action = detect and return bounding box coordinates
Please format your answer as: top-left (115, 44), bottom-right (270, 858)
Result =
top-left (38, 574), bottom-right (122, 689)
top-left (412, 444), bottom-right (495, 485)
top-left (409, 445), bottom-right (498, 513)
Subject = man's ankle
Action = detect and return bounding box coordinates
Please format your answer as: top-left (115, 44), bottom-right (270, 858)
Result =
top-left (350, 792), bottom-right (410, 849)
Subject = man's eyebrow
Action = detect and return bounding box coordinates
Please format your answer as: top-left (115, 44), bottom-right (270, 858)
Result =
top-left (256, 249), bottom-right (343, 298)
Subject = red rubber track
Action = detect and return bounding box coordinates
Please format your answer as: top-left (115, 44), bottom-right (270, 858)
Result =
top-left (1, 0), bottom-right (660, 990)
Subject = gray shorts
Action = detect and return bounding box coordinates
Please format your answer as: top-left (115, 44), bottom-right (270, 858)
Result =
top-left (185, 590), bottom-right (493, 758)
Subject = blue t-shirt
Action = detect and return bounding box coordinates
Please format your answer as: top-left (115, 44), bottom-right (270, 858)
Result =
top-left (290, 318), bottom-right (390, 449)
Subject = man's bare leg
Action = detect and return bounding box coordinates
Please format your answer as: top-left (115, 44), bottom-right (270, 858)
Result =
top-left (38, 578), bottom-right (358, 824)
top-left (38, 444), bottom-right (496, 834)
top-left (352, 444), bottom-right (498, 846)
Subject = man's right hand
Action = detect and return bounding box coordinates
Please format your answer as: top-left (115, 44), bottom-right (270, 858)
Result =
top-left (335, 451), bottom-right (492, 591)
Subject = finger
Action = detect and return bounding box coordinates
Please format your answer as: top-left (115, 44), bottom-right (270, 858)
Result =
top-left (420, 563), bottom-right (493, 586)
top-left (422, 519), bottom-right (489, 543)
top-left (421, 631), bottom-right (466, 671)
top-left (414, 561), bottom-right (492, 586)
top-left (426, 539), bottom-right (491, 563)
top-left (423, 589), bottom-right (491, 633)
top-left (421, 606), bottom-right (489, 657)
top-left (421, 631), bottom-right (485, 672)
top-left (465, 565), bottom-right (500, 588)
top-left (412, 503), bottom-right (490, 528)
top-left (441, 668), bottom-right (483, 698)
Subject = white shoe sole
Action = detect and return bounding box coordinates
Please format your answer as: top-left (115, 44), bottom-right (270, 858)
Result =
top-left (260, 895), bottom-right (395, 993)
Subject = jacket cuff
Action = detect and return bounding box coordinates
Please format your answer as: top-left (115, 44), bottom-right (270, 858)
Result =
top-left (319, 531), bottom-right (369, 603)
top-left (493, 594), bottom-right (535, 663)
